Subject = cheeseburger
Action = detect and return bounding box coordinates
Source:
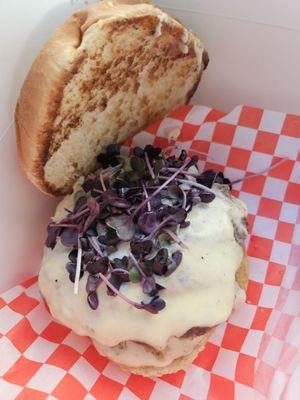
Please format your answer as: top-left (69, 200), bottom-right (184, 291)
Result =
top-left (15, 0), bottom-right (248, 376)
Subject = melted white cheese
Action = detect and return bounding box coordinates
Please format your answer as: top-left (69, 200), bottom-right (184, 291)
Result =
top-left (93, 333), bottom-right (207, 368)
top-left (155, 12), bottom-right (169, 37)
top-left (39, 189), bottom-right (247, 350)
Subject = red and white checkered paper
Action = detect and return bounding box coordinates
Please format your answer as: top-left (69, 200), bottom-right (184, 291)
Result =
top-left (1, 105), bottom-right (299, 400)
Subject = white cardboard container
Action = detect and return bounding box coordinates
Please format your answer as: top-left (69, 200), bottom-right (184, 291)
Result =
top-left (0, 0), bottom-right (299, 293)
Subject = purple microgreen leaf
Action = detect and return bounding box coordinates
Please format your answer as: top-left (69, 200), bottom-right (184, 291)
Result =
top-left (45, 225), bottom-right (60, 249)
top-left (83, 250), bottom-right (95, 264)
top-left (153, 158), bottom-right (165, 178)
top-left (86, 257), bottom-right (109, 275)
top-left (86, 275), bottom-right (101, 293)
top-left (106, 274), bottom-right (122, 296)
top-left (133, 146), bottom-right (144, 157)
top-left (66, 262), bottom-right (76, 274)
top-left (96, 222), bottom-right (107, 237)
top-left (97, 148), bottom-right (120, 168)
top-left (144, 145), bottom-right (161, 159)
top-left (168, 208), bottom-right (187, 224)
top-left (199, 190), bottom-right (216, 204)
top-left (179, 149), bottom-right (187, 161)
top-left (106, 144), bottom-right (121, 156)
top-left (148, 248), bottom-right (169, 276)
top-left (148, 283), bottom-right (166, 297)
top-left (61, 228), bottom-right (78, 247)
top-left (137, 211), bottom-right (159, 234)
top-left (165, 251), bottom-right (183, 277)
top-left (82, 178), bottom-right (102, 193)
top-left (142, 276), bottom-right (156, 295)
top-left (68, 249), bottom-right (78, 263)
top-left (112, 257), bottom-right (128, 271)
top-left (145, 208), bottom-right (186, 241)
top-left (197, 169), bottom-right (222, 188)
top-left (66, 262), bottom-right (83, 283)
top-left (106, 215), bottom-right (135, 241)
top-left (141, 296), bottom-right (166, 314)
top-left (166, 184), bottom-right (184, 205)
top-left (130, 156), bottom-right (146, 177)
top-left (87, 291), bottom-right (99, 310)
top-left (130, 240), bottom-right (153, 258)
top-left (110, 269), bottom-right (130, 286)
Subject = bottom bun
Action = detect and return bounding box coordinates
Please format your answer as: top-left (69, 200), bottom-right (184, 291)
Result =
top-left (119, 331), bottom-right (212, 377)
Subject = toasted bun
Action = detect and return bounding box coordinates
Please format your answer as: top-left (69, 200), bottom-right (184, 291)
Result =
top-left (103, 253), bottom-right (248, 377)
top-left (15, 0), bottom-right (208, 196)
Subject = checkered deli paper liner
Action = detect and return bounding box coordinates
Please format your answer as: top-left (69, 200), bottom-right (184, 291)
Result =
top-left (0, 105), bottom-right (299, 400)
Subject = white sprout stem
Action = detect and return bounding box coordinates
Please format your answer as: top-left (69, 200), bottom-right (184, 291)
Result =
top-left (182, 189), bottom-right (187, 209)
top-left (145, 152), bottom-right (155, 179)
top-left (102, 164), bottom-right (122, 177)
top-left (74, 244), bottom-right (82, 295)
top-left (100, 173), bottom-right (107, 191)
top-left (231, 157), bottom-right (290, 185)
top-left (142, 184), bottom-right (151, 211)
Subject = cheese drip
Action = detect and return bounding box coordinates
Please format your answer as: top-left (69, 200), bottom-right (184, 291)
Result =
top-left (39, 187), bottom-right (247, 350)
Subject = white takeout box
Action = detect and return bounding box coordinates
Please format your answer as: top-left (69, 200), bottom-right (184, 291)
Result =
top-left (0, 0), bottom-right (299, 293)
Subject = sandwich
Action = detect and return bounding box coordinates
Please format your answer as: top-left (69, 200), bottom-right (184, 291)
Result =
top-left (15, 0), bottom-right (248, 377)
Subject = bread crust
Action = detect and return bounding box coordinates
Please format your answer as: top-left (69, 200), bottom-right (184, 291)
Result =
top-left (15, 0), bottom-right (207, 196)
top-left (15, 8), bottom-right (85, 195)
